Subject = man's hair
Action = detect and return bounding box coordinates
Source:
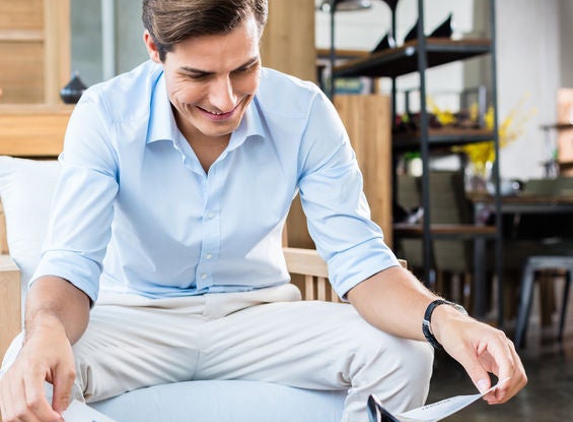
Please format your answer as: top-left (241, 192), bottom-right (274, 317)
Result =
top-left (142, 0), bottom-right (268, 62)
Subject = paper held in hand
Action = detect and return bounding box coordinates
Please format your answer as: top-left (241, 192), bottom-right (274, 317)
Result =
top-left (368, 378), bottom-right (510, 422)
top-left (62, 400), bottom-right (119, 422)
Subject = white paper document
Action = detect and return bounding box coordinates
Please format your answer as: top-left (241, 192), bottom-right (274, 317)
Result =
top-left (62, 400), bottom-right (119, 422)
top-left (392, 378), bottom-right (510, 422)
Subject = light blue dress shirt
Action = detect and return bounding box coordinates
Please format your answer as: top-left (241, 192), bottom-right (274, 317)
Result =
top-left (32, 61), bottom-right (399, 302)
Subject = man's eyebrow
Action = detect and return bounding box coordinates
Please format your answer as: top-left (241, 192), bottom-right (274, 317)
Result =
top-left (178, 57), bottom-right (260, 75)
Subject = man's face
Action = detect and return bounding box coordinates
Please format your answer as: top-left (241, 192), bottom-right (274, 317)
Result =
top-left (144, 14), bottom-right (262, 141)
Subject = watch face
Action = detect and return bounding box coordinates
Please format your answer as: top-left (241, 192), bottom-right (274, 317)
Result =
top-left (450, 302), bottom-right (469, 315)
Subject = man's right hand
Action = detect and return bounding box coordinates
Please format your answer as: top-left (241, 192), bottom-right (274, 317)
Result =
top-left (0, 275), bottom-right (90, 422)
top-left (0, 314), bottom-right (76, 422)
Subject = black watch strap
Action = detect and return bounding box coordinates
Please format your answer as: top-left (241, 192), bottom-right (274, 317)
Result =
top-left (422, 299), bottom-right (467, 350)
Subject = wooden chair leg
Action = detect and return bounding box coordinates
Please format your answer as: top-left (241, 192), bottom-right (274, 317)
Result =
top-left (304, 275), bottom-right (315, 301)
top-left (558, 270), bottom-right (572, 343)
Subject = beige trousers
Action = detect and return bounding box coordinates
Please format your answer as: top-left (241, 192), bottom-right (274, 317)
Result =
top-left (2, 284), bottom-right (433, 422)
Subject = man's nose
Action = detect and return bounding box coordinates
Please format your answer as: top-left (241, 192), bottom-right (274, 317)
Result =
top-left (209, 75), bottom-right (236, 112)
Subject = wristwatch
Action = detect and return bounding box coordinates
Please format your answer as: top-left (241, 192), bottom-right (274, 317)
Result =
top-left (422, 299), bottom-right (468, 350)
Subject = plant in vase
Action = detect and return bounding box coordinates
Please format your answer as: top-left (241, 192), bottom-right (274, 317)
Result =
top-left (452, 93), bottom-right (537, 192)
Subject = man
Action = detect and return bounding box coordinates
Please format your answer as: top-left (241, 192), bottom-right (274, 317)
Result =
top-left (0, 1), bottom-right (526, 421)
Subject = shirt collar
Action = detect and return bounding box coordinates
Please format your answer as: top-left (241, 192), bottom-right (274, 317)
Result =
top-left (146, 72), bottom-right (180, 144)
top-left (227, 96), bottom-right (267, 151)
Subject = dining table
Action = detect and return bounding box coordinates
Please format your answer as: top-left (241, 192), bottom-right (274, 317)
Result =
top-left (467, 191), bottom-right (573, 322)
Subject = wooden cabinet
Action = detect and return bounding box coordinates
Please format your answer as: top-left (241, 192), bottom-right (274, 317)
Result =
top-left (0, 0), bottom-right (70, 104)
top-left (0, 104), bottom-right (72, 156)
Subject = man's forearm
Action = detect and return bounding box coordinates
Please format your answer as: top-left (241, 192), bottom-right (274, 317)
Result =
top-left (347, 266), bottom-right (438, 341)
top-left (25, 276), bottom-right (91, 345)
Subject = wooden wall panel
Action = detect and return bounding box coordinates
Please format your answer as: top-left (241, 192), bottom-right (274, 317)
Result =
top-left (43, 0), bottom-right (71, 104)
top-left (260, 0), bottom-right (316, 82)
top-left (0, 42), bottom-right (44, 103)
top-left (259, 0), bottom-right (318, 249)
top-left (334, 95), bottom-right (393, 248)
top-left (0, 0), bottom-right (70, 104)
top-left (0, 0), bottom-right (43, 30)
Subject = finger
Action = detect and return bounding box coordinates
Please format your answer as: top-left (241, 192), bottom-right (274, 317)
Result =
top-left (51, 366), bottom-right (76, 414)
top-left (486, 343), bottom-right (527, 404)
top-left (4, 375), bottom-right (25, 422)
top-left (0, 385), bottom-right (10, 422)
top-left (453, 348), bottom-right (492, 394)
top-left (23, 369), bottom-right (62, 421)
top-left (5, 377), bottom-right (42, 422)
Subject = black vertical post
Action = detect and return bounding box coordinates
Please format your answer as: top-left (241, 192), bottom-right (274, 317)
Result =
top-left (489, 0), bottom-right (504, 328)
top-left (329, 0), bottom-right (337, 100)
top-left (416, 0), bottom-right (433, 287)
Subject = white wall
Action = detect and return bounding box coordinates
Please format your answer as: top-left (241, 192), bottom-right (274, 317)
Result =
top-left (495, 0), bottom-right (560, 180)
top-left (559, 0), bottom-right (573, 89)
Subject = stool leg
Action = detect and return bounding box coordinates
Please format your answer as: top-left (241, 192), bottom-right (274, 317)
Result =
top-left (558, 270), bottom-right (571, 343)
top-left (515, 262), bottom-right (536, 349)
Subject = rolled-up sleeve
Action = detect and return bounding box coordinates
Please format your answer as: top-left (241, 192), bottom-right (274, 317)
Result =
top-left (31, 94), bottom-right (119, 303)
top-left (297, 92), bottom-right (400, 298)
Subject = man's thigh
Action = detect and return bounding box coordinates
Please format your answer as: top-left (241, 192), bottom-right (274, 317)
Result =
top-left (195, 299), bottom-right (429, 390)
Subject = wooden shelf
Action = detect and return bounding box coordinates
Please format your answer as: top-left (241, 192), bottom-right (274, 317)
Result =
top-left (316, 48), bottom-right (370, 60)
top-left (333, 38), bottom-right (492, 79)
top-left (0, 29), bottom-right (43, 42)
top-left (541, 123), bottom-right (573, 131)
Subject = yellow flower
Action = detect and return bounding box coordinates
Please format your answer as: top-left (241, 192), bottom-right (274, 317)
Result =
top-left (427, 97), bottom-right (457, 126)
top-left (453, 93), bottom-right (537, 172)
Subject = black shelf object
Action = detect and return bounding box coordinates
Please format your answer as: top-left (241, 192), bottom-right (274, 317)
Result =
top-left (392, 128), bottom-right (495, 152)
top-left (333, 38), bottom-right (492, 79)
top-left (329, 0), bottom-right (504, 328)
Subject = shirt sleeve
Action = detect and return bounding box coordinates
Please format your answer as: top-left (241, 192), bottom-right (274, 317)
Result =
top-left (30, 93), bottom-right (119, 303)
top-left (297, 90), bottom-right (400, 298)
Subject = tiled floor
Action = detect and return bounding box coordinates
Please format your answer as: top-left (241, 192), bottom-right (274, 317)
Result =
top-left (428, 315), bottom-right (573, 421)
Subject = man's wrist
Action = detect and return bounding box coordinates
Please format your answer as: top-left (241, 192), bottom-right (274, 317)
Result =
top-left (422, 299), bottom-right (468, 350)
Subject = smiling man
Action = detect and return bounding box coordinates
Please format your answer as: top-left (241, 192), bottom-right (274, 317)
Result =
top-left (0, 1), bottom-right (526, 422)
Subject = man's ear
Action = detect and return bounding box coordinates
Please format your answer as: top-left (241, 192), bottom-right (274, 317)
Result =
top-left (143, 30), bottom-right (161, 63)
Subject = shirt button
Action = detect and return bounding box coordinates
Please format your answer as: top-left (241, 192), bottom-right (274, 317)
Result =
top-left (201, 273), bottom-right (208, 280)
top-left (206, 253), bottom-right (213, 260)
top-left (207, 212), bottom-right (215, 219)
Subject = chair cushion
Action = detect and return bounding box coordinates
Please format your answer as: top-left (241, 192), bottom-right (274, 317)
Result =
top-left (91, 380), bottom-right (345, 422)
top-left (0, 156), bottom-right (60, 293)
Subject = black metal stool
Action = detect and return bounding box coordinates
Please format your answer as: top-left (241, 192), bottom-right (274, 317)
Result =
top-left (514, 256), bottom-right (573, 348)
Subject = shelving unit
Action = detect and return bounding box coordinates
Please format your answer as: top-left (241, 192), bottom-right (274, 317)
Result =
top-left (331, 0), bottom-right (504, 325)
top-left (0, 0), bottom-right (70, 104)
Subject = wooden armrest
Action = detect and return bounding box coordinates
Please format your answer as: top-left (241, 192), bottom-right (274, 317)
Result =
top-left (0, 255), bottom-right (21, 361)
top-left (283, 247), bottom-right (328, 279)
top-left (283, 247), bottom-right (407, 303)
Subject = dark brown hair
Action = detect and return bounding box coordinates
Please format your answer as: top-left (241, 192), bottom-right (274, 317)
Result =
top-left (142, 0), bottom-right (268, 61)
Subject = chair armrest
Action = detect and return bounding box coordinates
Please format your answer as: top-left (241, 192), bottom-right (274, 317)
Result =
top-left (0, 254), bottom-right (21, 361)
top-left (283, 247), bottom-right (407, 277)
top-left (283, 247), bottom-right (328, 279)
